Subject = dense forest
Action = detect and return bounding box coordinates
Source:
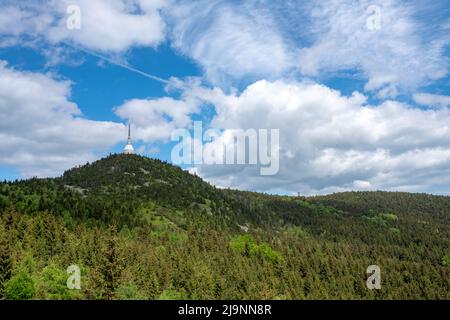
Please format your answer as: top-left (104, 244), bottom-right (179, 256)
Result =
top-left (0, 154), bottom-right (448, 299)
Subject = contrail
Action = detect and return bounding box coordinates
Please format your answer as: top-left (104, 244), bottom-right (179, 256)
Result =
top-left (63, 41), bottom-right (173, 85)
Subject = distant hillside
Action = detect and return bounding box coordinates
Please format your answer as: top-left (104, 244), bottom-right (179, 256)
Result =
top-left (0, 154), bottom-right (448, 299)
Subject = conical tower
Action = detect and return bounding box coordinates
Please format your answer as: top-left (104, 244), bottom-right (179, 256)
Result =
top-left (123, 122), bottom-right (135, 154)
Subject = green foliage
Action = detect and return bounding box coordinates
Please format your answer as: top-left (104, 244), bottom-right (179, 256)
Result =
top-left (35, 263), bottom-right (81, 300)
top-left (230, 235), bottom-right (282, 264)
top-left (381, 213), bottom-right (398, 221)
top-left (3, 272), bottom-right (35, 300)
top-left (115, 283), bottom-right (147, 300)
top-left (15, 252), bottom-right (37, 276)
top-left (158, 288), bottom-right (188, 300)
top-left (364, 213), bottom-right (398, 227)
top-left (230, 235), bottom-right (256, 253)
top-left (389, 227), bottom-right (401, 235)
top-left (0, 155), bottom-right (449, 300)
top-left (283, 226), bottom-right (309, 237)
top-left (442, 256), bottom-right (450, 267)
top-left (257, 243), bottom-right (283, 264)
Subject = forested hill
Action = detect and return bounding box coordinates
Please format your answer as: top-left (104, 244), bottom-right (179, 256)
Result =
top-left (0, 154), bottom-right (449, 300)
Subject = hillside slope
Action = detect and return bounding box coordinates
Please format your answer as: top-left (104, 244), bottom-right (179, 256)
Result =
top-left (0, 154), bottom-right (448, 299)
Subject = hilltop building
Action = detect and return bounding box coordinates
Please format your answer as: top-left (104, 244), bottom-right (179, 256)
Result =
top-left (123, 122), bottom-right (135, 155)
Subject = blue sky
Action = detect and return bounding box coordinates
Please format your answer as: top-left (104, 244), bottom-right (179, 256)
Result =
top-left (1, 0), bottom-right (450, 195)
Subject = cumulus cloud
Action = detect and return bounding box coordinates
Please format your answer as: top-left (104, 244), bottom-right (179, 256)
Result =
top-left (173, 80), bottom-right (450, 195)
top-left (0, 61), bottom-right (125, 177)
top-left (114, 95), bottom-right (199, 142)
top-left (0, 0), bottom-right (168, 52)
top-left (47, 0), bottom-right (167, 51)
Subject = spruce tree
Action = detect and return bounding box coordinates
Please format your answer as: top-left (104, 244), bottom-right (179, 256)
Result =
top-left (0, 224), bottom-right (12, 298)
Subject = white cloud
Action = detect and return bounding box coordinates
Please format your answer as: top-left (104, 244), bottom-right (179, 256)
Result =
top-left (1, 0), bottom-right (448, 97)
top-left (353, 180), bottom-right (372, 189)
top-left (174, 80), bottom-right (450, 195)
top-left (0, 61), bottom-right (125, 177)
top-left (0, 0), bottom-right (168, 52)
top-left (114, 95), bottom-right (198, 142)
top-left (413, 93), bottom-right (450, 108)
top-left (165, 0), bottom-right (449, 96)
top-left (167, 0), bottom-right (293, 84)
top-left (48, 0), bottom-right (167, 52)
top-left (0, 5), bottom-right (54, 37)
top-left (297, 0), bottom-right (449, 97)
